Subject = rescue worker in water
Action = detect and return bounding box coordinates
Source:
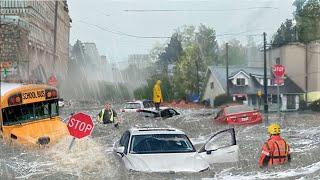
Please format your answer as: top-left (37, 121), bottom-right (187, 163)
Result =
top-left (153, 80), bottom-right (163, 111)
top-left (97, 103), bottom-right (120, 128)
top-left (259, 123), bottom-right (291, 168)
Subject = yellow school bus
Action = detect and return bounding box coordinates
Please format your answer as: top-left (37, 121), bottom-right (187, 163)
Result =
top-left (0, 82), bottom-right (68, 147)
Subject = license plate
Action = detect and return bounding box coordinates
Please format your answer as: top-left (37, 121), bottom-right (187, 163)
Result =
top-left (242, 117), bottom-right (249, 121)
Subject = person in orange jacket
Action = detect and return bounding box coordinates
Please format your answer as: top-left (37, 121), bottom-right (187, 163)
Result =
top-left (259, 123), bottom-right (291, 168)
top-left (153, 80), bottom-right (163, 111)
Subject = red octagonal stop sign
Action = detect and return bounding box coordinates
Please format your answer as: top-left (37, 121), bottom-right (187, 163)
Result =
top-left (272, 64), bottom-right (285, 78)
top-left (67, 112), bottom-right (94, 139)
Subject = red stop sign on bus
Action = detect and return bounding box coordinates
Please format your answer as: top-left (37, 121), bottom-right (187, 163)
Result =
top-left (272, 64), bottom-right (285, 78)
top-left (67, 112), bottom-right (94, 139)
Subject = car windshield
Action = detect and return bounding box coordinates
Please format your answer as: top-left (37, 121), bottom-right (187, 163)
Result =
top-left (2, 100), bottom-right (59, 126)
top-left (130, 134), bottom-right (195, 154)
top-left (225, 105), bottom-right (254, 114)
top-left (125, 103), bottom-right (141, 109)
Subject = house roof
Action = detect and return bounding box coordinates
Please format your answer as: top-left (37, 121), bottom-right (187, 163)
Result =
top-left (208, 66), bottom-right (304, 95)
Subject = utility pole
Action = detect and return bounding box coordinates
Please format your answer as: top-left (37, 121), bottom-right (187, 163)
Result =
top-left (226, 43), bottom-right (229, 96)
top-left (53, 1), bottom-right (58, 71)
top-left (305, 45), bottom-right (308, 104)
top-left (263, 32), bottom-right (268, 114)
top-left (195, 57), bottom-right (200, 96)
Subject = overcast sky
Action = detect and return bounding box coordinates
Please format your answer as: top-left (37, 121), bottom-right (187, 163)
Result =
top-left (68, 0), bottom-right (295, 62)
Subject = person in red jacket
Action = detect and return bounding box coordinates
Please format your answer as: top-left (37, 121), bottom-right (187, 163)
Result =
top-left (259, 123), bottom-right (291, 168)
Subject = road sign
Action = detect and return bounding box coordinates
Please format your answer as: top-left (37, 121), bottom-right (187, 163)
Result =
top-left (48, 75), bottom-right (58, 86)
top-left (272, 64), bottom-right (285, 78)
top-left (67, 112), bottom-right (94, 139)
top-left (257, 90), bottom-right (262, 97)
top-left (274, 77), bottom-right (284, 85)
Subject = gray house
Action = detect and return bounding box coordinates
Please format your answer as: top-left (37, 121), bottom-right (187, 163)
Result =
top-left (203, 66), bottom-right (304, 111)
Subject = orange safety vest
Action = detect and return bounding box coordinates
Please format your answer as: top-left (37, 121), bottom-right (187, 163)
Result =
top-left (259, 135), bottom-right (290, 167)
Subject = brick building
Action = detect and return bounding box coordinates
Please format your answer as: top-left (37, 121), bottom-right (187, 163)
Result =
top-left (0, 0), bottom-right (71, 83)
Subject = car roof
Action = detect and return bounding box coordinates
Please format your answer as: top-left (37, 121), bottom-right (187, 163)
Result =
top-left (125, 101), bottom-right (142, 104)
top-left (129, 127), bottom-right (185, 135)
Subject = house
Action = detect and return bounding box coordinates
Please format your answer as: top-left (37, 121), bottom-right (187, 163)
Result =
top-left (203, 66), bottom-right (304, 111)
top-left (266, 42), bottom-right (320, 102)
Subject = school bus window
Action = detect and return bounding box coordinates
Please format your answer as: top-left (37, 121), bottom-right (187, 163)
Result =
top-left (2, 100), bottom-right (59, 126)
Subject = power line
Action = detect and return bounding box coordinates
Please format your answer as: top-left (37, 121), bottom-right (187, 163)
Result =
top-left (76, 20), bottom-right (171, 39)
top-left (123, 7), bottom-right (279, 12)
top-left (76, 19), bottom-right (266, 40)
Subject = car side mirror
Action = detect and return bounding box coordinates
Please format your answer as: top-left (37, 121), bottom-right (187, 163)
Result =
top-left (116, 146), bottom-right (125, 156)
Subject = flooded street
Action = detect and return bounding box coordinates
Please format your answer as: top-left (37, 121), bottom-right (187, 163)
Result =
top-left (1, 104), bottom-right (320, 180)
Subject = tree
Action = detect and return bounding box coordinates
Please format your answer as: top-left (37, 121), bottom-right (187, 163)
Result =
top-left (294, 0), bottom-right (320, 42)
top-left (196, 24), bottom-right (219, 66)
top-left (174, 44), bottom-right (205, 98)
top-left (218, 39), bottom-right (247, 66)
top-left (271, 19), bottom-right (297, 47)
top-left (158, 33), bottom-right (183, 73)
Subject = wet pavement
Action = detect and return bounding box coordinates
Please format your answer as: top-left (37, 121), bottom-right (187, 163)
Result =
top-left (1, 104), bottom-right (320, 179)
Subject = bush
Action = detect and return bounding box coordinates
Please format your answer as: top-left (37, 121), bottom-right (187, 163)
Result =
top-left (214, 94), bottom-right (233, 107)
top-left (310, 99), bottom-right (320, 112)
top-left (299, 100), bottom-right (309, 111)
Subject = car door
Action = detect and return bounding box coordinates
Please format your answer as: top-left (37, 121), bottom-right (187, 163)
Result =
top-left (198, 128), bottom-right (239, 164)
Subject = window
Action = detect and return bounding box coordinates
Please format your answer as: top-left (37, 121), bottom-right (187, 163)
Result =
top-left (205, 131), bottom-right (234, 151)
top-left (2, 100), bottom-right (59, 126)
top-left (236, 78), bottom-right (245, 86)
top-left (276, 57), bottom-right (281, 64)
top-left (130, 134), bottom-right (195, 154)
top-left (210, 82), bottom-right (214, 89)
top-left (124, 103), bottom-right (141, 109)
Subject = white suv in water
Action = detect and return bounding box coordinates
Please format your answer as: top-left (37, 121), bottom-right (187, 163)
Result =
top-left (114, 127), bottom-right (239, 173)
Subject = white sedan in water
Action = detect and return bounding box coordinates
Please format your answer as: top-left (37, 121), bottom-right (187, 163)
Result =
top-left (113, 127), bottom-right (239, 173)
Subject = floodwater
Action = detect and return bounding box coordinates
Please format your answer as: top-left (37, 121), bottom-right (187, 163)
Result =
top-left (1, 103), bottom-right (320, 180)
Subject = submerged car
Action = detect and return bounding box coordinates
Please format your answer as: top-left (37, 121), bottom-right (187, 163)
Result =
top-left (214, 105), bottom-right (262, 125)
top-left (138, 107), bottom-right (180, 119)
top-left (121, 100), bottom-right (155, 112)
top-left (114, 127), bottom-right (239, 173)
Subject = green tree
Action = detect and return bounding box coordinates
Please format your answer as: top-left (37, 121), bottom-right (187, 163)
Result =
top-left (294, 0), bottom-right (320, 42)
top-left (158, 33), bottom-right (183, 73)
top-left (174, 44), bottom-right (205, 98)
top-left (196, 24), bottom-right (219, 66)
top-left (218, 39), bottom-right (246, 66)
top-left (271, 19), bottom-right (297, 47)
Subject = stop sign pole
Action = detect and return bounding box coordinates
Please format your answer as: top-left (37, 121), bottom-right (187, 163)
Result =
top-left (272, 64), bottom-right (285, 119)
top-left (67, 112), bottom-right (94, 151)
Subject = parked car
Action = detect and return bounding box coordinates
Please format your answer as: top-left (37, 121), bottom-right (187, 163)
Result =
top-left (138, 107), bottom-right (180, 119)
top-left (121, 100), bottom-right (155, 113)
top-left (214, 105), bottom-right (262, 125)
top-left (58, 98), bottom-right (65, 108)
top-left (114, 127), bottom-right (239, 173)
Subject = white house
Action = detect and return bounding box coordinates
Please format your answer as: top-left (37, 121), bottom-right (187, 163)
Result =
top-left (203, 66), bottom-right (304, 111)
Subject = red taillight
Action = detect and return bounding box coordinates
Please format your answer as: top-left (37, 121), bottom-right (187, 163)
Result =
top-left (253, 112), bottom-right (259, 116)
